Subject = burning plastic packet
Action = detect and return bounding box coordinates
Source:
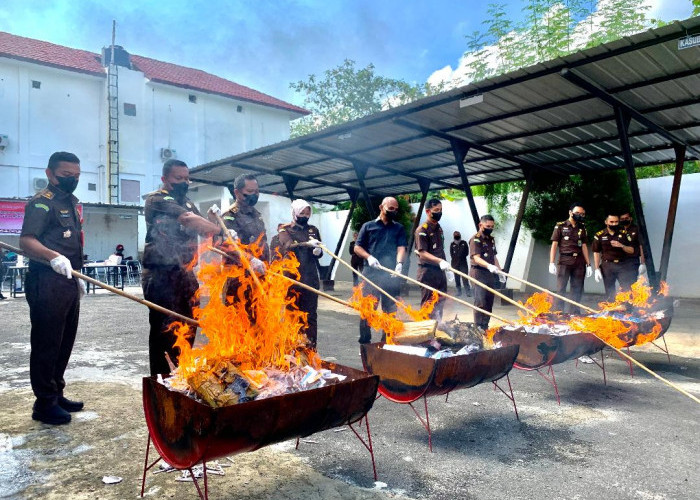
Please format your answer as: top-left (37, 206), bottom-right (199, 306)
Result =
top-left (383, 344), bottom-right (429, 357)
top-left (455, 344), bottom-right (481, 356)
top-left (431, 349), bottom-right (455, 359)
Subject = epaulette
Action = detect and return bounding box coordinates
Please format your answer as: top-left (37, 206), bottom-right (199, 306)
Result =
top-left (40, 189), bottom-right (54, 200)
top-left (555, 221), bottom-right (565, 226)
top-left (421, 223), bottom-right (428, 229)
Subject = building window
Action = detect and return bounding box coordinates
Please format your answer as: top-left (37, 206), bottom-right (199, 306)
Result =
top-left (88, 183), bottom-right (97, 191)
top-left (236, 105), bottom-right (243, 113)
top-left (123, 103), bottom-right (137, 116)
top-left (32, 80), bottom-right (41, 89)
top-left (120, 179), bottom-right (140, 203)
top-left (188, 94), bottom-right (197, 103)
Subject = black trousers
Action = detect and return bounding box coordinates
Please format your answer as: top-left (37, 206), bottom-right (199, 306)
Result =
top-left (142, 268), bottom-right (198, 376)
top-left (25, 268), bottom-right (80, 407)
top-left (290, 283), bottom-right (319, 348)
top-left (452, 263), bottom-right (470, 292)
top-left (601, 260), bottom-right (637, 302)
top-left (555, 262), bottom-right (585, 314)
top-left (470, 267), bottom-right (496, 329)
top-left (416, 265), bottom-right (447, 321)
top-left (359, 270), bottom-right (399, 343)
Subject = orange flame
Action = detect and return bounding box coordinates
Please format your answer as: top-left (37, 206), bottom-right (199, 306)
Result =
top-left (400, 292), bottom-right (439, 322)
top-left (517, 292), bottom-right (553, 324)
top-left (170, 240), bottom-right (321, 386)
top-left (348, 284), bottom-right (406, 344)
top-left (658, 281), bottom-right (669, 296)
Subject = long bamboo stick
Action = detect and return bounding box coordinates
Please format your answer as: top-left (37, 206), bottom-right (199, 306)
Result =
top-left (0, 241), bottom-right (200, 327)
top-left (449, 267), bottom-right (531, 312)
top-left (318, 243), bottom-right (401, 307)
top-left (500, 270), bottom-right (597, 313)
top-left (375, 263), bottom-right (513, 325)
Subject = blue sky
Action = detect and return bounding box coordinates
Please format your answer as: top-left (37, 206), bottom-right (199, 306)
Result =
top-left (0, 1), bottom-right (693, 107)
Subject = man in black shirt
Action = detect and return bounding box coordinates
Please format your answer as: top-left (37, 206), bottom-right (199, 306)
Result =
top-left (142, 159), bottom-right (221, 376)
top-left (20, 151), bottom-right (86, 425)
top-left (450, 231), bottom-right (470, 297)
top-left (353, 197), bottom-right (407, 343)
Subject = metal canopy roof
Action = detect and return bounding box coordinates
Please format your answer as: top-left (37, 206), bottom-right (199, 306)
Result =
top-left (191, 16), bottom-right (700, 206)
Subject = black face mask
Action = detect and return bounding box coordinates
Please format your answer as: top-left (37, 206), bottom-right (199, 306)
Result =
top-left (572, 213), bottom-right (585, 223)
top-left (454, 235), bottom-right (461, 241)
top-left (620, 219), bottom-right (631, 227)
top-left (608, 224), bottom-right (619, 231)
top-left (243, 193), bottom-right (259, 207)
top-left (482, 228), bottom-right (493, 236)
top-left (56, 176), bottom-right (78, 194)
top-left (170, 182), bottom-right (189, 199)
top-left (385, 210), bottom-right (398, 221)
top-left (430, 212), bottom-right (442, 222)
top-left (296, 216), bottom-right (309, 226)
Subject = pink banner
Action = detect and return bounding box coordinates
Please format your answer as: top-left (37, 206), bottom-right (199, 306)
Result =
top-left (0, 200), bottom-right (26, 235)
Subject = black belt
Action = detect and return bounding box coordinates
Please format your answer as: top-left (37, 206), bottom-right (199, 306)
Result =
top-left (603, 259), bottom-right (622, 263)
top-left (418, 263), bottom-right (440, 269)
top-left (560, 252), bottom-right (580, 257)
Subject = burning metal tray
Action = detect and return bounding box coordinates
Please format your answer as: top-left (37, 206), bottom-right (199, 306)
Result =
top-left (360, 342), bottom-right (519, 404)
top-left (142, 362), bottom-right (379, 470)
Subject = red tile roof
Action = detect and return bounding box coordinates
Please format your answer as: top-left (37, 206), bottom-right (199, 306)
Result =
top-left (0, 31), bottom-right (308, 115)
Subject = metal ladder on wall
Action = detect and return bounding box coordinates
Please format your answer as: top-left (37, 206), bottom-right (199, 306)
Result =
top-left (107, 22), bottom-right (120, 204)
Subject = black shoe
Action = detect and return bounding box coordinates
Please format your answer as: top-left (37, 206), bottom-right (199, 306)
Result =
top-left (0, 295), bottom-right (6, 300)
top-left (58, 396), bottom-right (84, 412)
top-left (32, 404), bottom-right (71, 425)
top-left (455, 289), bottom-right (463, 297)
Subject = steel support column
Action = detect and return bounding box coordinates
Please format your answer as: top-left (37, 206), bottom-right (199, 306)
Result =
top-left (352, 162), bottom-right (376, 219)
top-left (406, 180), bottom-right (431, 256)
top-left (327, 191), bottom-right (358, 280)
top-left (450, 139), bottom-right (480, 229)
top-left (281, 175), bottom-right (299, 200)
top-left (658, 145), bottom-right (686, 282)
top-left (503, 171), bottom-right (532, 274)
top-left (614, 107), bottom-right (658, 288)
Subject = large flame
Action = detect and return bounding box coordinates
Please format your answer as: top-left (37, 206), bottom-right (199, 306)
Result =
top-left (170, 240), bottom-right (321, 386)
top-left (348, 284), bottom-right (438, 344)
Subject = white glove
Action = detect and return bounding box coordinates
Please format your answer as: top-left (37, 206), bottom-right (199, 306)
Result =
top-left (50, 255), bottom-right (73, 279)
top-left (78, 279), bottom-right (87, 299)
top-left (250, 257), bottom-right (266, 276)
top-left (307, 238), bottom-right (322, 248)
top-left (394, 262), bottom-right (403, 274)
top-left (498, 272), bottom-right (507, 283)
top-left (586, 265), bottom-right (593, 278)
top-left (367, 255), bottom-right (380, 268)
top-left (594, 269), bottom-right (602, 282)
top-left (486, 264), bottom-right (499, 274)
top-left (548, 263), bottom-right (557, 275)
top-left (227, 229), bottom-right (239, 241)
top-left (446, 270), bottom-right (455, 283)
top-left (638, 264), bottom-right (647, 275)
top-left (312, 247), bottom-right (323, 257)
top-left (439, 260), bottom-right (451, 271)
top-left (208, 204), bottom-right (222, 217)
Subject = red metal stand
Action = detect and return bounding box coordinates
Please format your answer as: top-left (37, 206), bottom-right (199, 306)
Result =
top-left (575, 350), bottom-right (607, 385)
top-left (536, 365), bottom-right (560, 405)
top-left (295, 415), bottom-right (378, 481)
top-left (492, 374), bottom-right (520, 421)
top-left (651, 335), bottom-right (672, 362)
top-left (141, 433), bottom-right (209, 500)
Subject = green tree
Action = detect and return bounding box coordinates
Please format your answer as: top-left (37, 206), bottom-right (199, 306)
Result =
top-left (692, 0), bottom-right (700, 17)
top-left (289, 59), bottom-right (443, 137)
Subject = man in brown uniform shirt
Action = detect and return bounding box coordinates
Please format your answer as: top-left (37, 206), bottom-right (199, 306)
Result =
top-left (468, 215), bottom-right (505, 330)
top-left (20, 151), bottom-right (86, 425)
top-left (415, 199), bottom-right (454, 321)
top-left (549, 203), bottom-right (592, 314)
top-left (450, 231), bottom-right (470, 297)
top-left (275, 199), bottom-right (323, 349)
top-left (142, 159), bottom-right (221, 376)
top-left (592, 213), bottom-right (637, 301)
top-left (619, 210), bottom-right (647, 277)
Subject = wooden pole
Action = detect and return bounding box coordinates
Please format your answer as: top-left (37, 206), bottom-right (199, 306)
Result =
top-left (376, 263), bottom-right (513, 325)
top-left (450, 267), bottom-right (531, 313)
top-left (318, 243), bottom-right (401, 307)
top-left (0, 241), bottom-right (200, 327)
top-left (212, 211), bottom-right (265, 294)
top-left (499, 270), bottom-right (598, 314)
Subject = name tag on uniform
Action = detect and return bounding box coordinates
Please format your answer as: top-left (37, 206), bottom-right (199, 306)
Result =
top-left (577, 240), bottom-right (582, 246)
top-left (483, 253), bottom-right (488, 257)
top-left (59, 210), bottom-right (71, 218)
top-left (564, 236), bottom-right (569, 240)
top-left (63, 229), bottom-right (72, 238)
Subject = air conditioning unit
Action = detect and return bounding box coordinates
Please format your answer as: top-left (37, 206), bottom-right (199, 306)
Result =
top-left (33, 177), bottom-right (49, 191)
top-left (0, 135), bottom-right (8, 150)
top-left (160, 148), bottom-right (177, 161)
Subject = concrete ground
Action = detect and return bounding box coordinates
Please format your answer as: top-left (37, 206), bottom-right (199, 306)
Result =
top-left (0, 281), bottom-right (698, 500)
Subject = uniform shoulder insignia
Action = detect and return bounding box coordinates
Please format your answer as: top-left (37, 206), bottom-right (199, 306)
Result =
top-left (41, 189), bottom-right (54, 200)
top-left (555, 221), bottom-right (565, 226)
top-left (418, 232), bottom-right (427, 236)
top-left (223, 215), bottom-right (235, 221)
top-left (421, 223), bottom-right (428, 229)
top-left (474, 238), bottom-right (480, 242)
top-left (34, 202), bottom-right (50, 212)
top-left (163, 196), bottom-right (175, 201)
